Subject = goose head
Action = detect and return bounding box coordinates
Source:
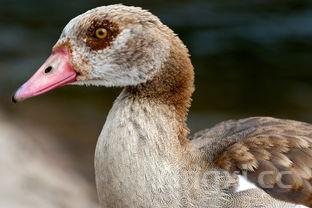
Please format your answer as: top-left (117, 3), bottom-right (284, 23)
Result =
top-left (13, 4), bottom-right (180, 102)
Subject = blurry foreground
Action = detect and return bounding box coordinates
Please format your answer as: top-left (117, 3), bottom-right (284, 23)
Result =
top-left (0, 111), bottom-right (98, 207)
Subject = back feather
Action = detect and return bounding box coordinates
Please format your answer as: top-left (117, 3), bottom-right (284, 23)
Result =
top-left (192, 117), bottom-right (312, 207)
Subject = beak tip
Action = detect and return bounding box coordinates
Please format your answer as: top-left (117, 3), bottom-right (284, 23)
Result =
top-left (11, 91), bottom-right (20, 103)
top-left (11, 95), bottom-right (17, 103)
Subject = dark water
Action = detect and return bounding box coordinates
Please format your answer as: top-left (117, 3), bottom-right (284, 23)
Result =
top-left (1, 0), bottom-right (312, 179)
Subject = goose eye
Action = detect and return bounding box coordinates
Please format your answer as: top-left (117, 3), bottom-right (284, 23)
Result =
top-left (86, 20), bottom-right (120, 50)
top-left (95, 28), bottom-right (108, 39)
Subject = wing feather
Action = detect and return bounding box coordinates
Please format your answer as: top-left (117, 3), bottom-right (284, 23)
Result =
top-left (192, 117), bottom-right (312, 207)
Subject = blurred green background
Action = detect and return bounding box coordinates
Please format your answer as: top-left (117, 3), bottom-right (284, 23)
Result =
top-left (1, 0), bottom-right (312, 199)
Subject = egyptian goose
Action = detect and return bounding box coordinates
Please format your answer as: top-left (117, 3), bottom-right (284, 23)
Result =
top-left (13, 4), bottom-right (311, 208)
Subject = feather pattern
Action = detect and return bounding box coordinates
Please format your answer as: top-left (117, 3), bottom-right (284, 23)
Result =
top-left (192, 117), bottom-right (312, 207)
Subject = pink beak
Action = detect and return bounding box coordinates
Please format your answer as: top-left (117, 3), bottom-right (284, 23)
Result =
top-left (12, 47), bottom-right (77, 103)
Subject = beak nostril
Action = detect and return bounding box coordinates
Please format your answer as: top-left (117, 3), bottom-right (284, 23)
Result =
top-left (44, 66), bottom-right (53, 74)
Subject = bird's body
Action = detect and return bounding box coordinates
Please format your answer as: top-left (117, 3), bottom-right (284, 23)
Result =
top-left (14, 4), bottom-right (311, 208)
top-left (95, 90), bottom-right (297, 208)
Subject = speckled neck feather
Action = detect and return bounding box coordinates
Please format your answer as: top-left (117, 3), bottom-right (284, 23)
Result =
top-left (127, 36), bottom-right (194, 144)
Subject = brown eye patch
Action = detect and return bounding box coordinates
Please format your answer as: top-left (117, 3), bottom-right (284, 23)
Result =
top-left (86, 19), bottom-right (120, 50)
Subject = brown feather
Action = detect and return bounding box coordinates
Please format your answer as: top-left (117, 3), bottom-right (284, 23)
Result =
top-left (193, 117), bottom-right (312, 207)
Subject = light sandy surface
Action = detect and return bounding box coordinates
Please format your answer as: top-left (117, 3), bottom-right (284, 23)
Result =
top-left (0, 111), bottom-right (98, 208)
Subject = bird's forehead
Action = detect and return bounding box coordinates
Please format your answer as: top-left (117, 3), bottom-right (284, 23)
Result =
top-left (61, 5), bottom-right (160, 38)
top-left (62, 12), bottom-right (110, 38)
